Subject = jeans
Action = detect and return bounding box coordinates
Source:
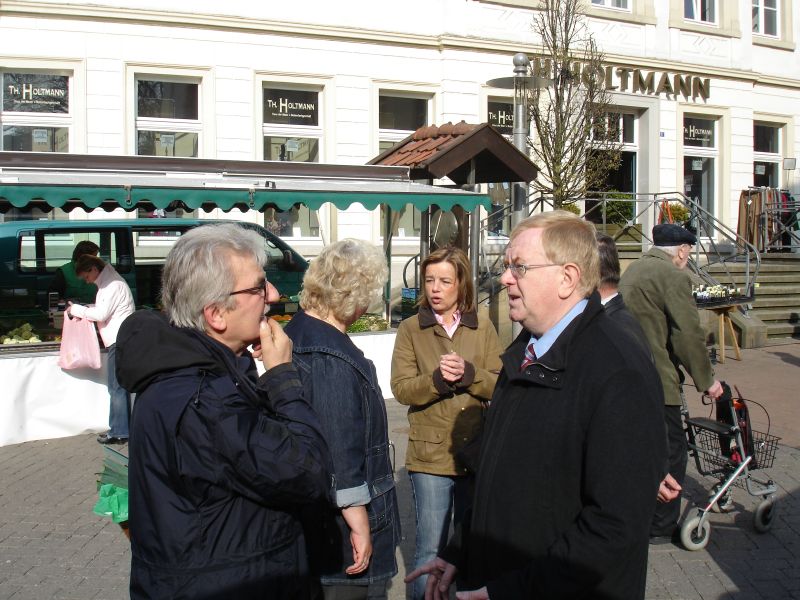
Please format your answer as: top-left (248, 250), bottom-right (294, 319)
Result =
top-left (106, 344), bottom-right (131, 439)
top-left (408, 472), bottom-right (473, 600)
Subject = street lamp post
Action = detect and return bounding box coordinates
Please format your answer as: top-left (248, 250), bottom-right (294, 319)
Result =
top-left (487, 54), bottom-right (549, 338)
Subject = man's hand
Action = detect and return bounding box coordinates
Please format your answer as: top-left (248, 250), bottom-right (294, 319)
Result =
top-left (456, 587), bottom-right (490, 600)
top-left (439, 352), bottom-right (465, 383)
top-left (657, 473), bottom-right (682, 503)
top-left (405, 557), bottom-right (458, 600)
top-left (257, 318), bottom-right (292, 370)
top-left (706, 380), bottom-right (724, 400)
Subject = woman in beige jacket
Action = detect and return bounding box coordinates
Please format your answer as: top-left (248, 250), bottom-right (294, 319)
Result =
top-left (390, 247), bottom-right (501, 600)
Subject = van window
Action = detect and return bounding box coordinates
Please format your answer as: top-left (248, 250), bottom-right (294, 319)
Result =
top-left (42, 231), bottom-right (118, 270)
top-left (19, 233), bottom-right (36, 272)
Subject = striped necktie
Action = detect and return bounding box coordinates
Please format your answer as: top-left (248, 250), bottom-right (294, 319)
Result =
top-left (520, 340), bottom-right (537, 370)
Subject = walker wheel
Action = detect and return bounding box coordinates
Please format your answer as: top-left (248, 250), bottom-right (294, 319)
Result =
top-left (709, 487), bottom-right (734, 513)
top-left (680, 515), bottom-right (710, 551)
top-left (753, 497), bottom-right (777, 533)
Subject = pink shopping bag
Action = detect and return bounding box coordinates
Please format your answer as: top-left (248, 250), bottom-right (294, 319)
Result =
top-left (58, 315), bottom-right (102, 370)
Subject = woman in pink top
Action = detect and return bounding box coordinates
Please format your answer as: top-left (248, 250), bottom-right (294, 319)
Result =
top-left (69, 255), bottom-right (135, 444)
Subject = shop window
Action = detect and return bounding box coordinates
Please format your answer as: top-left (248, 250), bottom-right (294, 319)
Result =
top-left (261, 86), bottom-right (323, 238)
top-left (1, 72), bottom-right (71, 152)
top-left (683, 115), bottom-right (718, 229)
top-left (753, 123), bottom-right (781, 188)
top-left (685, 0), bottom-right (716, 25)
top-left (487, 99), bottom-right (514, 138)
top-left (753, 0), bottom-right (779, 37)
top-left (135, 78), bottom-right (200, 159)
top-left (379, 93), bottom-right (430, 239)
top-left (591, 0), bottom-right (629, 9)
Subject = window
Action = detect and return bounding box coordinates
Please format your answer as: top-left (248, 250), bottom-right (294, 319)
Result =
top-left (683, 116), bottom-right (718, 230)
top-left (592, 0), bottom-right (629, 9)
top-left (379, 94), bottom-right (430, 239)
top-left (261, 86), bottom-right (323, 238)
top-left (1, 72), bottom-right (71, 152)
top-left (487, 99), bottom-right (514, 137)
top-left (135, 78), bottom-right (200, 158)
top-left (753, 0), bottom-right (779, 37)
top-left (753, 123), bottom-right (781, 187)
top-left (685, 0), bottom-right (716, 24)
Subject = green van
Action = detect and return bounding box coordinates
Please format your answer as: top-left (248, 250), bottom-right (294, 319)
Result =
top-left (0, 218), bottom-right (308, 339)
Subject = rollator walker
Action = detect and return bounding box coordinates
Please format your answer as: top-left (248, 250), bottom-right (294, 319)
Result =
top-left (679, 382), bottom-right (779, 551)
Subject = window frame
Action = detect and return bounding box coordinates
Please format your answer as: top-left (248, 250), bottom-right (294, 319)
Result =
top-left (377, 89), bottom-right (435, 243)
top-left (590, 0), bottom-right (630, 11)
top-left (0, 69), bottom-right (74, 154)
top-left (752, 0), bottom-right (780, 38)
top-left (258, 79), bottom-right (327, 242)
top-left (753, 121), bottom-right (783, 188)
top-left (127, 66), bottom-right (212, 159)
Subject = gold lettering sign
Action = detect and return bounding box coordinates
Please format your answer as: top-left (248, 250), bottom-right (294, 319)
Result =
top-left (532, 59), bottom-right (711, 101)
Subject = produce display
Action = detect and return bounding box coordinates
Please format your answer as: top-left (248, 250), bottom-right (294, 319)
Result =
top-left (692, 284), bottom-right (749, 306)
top-left (1, 322), bottom-right (42, 344)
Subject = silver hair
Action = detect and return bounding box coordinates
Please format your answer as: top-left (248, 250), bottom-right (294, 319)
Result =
top-left (655, 245), bottom-right (682, 257)
top-left (161, 223), bottom-right (267, 331)
top-left (300, 238), bottom-right (388, 324)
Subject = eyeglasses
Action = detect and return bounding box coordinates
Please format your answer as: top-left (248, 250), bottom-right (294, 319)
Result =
top-left (229, 280), bottom-right (267, 298)
top-left (498, 263), bottom-right (563, 279)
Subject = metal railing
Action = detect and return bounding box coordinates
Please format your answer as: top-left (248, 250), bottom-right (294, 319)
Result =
top-left (402, 189), bottom-right (763, 311)
top-left (474, 190), bottom-right (761, 308)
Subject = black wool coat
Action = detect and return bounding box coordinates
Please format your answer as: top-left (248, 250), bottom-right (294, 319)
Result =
top-left (444, 293), bottom-right (666, 600)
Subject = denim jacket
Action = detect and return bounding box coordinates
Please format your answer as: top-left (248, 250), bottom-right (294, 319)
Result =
top-left (285, 310), bottom-right (400, 585)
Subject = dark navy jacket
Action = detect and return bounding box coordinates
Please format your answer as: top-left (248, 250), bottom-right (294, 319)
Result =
top-left (285, 310), bottom-right (400, 585)
top-left (116, 310), bottom-right (333, 599)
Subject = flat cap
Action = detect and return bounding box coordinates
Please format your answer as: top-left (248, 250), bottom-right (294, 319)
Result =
top-left (652, 223), bottom-right (697, 246)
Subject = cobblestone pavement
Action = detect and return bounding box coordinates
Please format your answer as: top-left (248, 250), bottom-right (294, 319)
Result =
top-left (1, 341), bottom-right (798, 599)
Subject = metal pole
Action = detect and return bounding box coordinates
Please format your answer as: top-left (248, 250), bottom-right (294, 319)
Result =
top-left (511, 53), bottom-right (530, 339)
top-left (511, 53), bottom-right (531, 233)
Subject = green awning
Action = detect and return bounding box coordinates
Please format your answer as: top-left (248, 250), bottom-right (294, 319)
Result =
top-left (0, 174), bottom-right (490, 214)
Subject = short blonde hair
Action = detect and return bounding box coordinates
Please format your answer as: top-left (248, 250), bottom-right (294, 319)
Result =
top-left (300, 239), bottom-right (388, 323)
top-left (511, 211), bottom-right (600, 297)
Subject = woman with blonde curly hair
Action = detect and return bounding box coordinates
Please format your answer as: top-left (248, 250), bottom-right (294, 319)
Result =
top-left (285, 239), bottom-right (400, 600)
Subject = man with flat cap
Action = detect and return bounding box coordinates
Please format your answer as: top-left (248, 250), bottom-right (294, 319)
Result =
top-left (620, 222), bottom-right (723, 544)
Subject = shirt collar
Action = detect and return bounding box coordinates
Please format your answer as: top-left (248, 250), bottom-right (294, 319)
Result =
top-left (527, 299), bottom-right (588, 359)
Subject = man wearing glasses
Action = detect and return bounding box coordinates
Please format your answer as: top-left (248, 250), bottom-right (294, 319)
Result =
top-left (407, 211), bottom-right (665, 600)
top-left (116, 223), bottom-right (332, 599)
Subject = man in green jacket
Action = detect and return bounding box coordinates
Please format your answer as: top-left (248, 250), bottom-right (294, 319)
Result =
top-left (620, 223), bottom-right (723, 544)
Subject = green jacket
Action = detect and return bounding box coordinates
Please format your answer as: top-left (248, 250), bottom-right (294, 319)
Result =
top-left (619, 247), bottom-right (714, 405)
top-left (391, 307), bottom-right (502, 476)
top-left (49, 261), bottom-right (98, 304)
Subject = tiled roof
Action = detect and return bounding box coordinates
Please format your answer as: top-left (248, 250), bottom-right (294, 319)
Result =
top-left (368, 121), bottom-right (538, 185)
top-left (373, 121), bottom-right (478, 169)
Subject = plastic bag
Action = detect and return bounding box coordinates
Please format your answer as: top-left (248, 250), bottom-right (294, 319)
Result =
top-left (58, 315), bottom-right (101, 370)
top-left (93, 483), bottom-right (129, 524)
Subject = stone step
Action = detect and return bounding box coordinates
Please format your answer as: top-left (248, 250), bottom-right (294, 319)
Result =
top-left (706, 263), bottom-right (800, 274)
top-left (751, 294), bottom-right (800, 309)
top-left (766, 322), bottom-right (800, 338)
top-left (751, 308), bottom-right (800, 322)
top-left (751, 284), bottom-right (800, 295)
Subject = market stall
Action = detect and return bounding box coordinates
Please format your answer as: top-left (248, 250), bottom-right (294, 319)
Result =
top-left (0, 151), bottom-right (487, 446)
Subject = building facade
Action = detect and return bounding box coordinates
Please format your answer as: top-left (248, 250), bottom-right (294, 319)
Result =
top-left (1, 0), bottom-right (798, 267)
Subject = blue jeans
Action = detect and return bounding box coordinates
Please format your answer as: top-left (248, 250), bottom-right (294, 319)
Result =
top-left (106, 344), bottom-right (130, 439)
top-left (408, 472), bottom-right (472, 600)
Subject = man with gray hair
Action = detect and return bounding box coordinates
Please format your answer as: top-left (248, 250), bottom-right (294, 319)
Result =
top-left (620, 223), bottom-right (723, 545)
top-left (116, 223), bottom-right (332, 599)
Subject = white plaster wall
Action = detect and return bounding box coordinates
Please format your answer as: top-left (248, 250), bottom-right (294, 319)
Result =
top-left (2, 0), bottom-right (799, 240)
